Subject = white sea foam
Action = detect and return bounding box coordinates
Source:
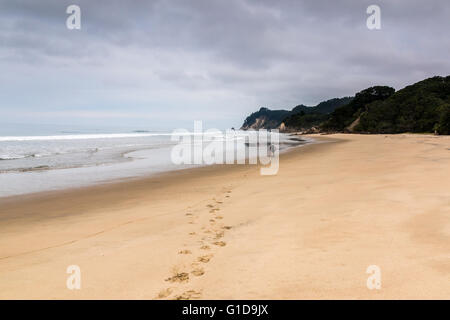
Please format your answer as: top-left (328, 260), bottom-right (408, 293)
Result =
top-left (0, 132), bottom-right (172, 142)
top-left (0, 131), bottom-right (309, 197)
top-left (0, 154), bottom-right (27, 160)
top-left (0, 130), bottom-right (232, 142)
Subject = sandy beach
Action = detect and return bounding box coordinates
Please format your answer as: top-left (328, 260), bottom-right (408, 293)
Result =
top-left (0, 133), bottom-right (449, 299)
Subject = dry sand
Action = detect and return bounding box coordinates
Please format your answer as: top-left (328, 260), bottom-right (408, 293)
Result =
top-left (0, 134), bottom-right (449, 299)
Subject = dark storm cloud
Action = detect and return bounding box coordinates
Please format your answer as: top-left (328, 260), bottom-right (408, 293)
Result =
top-left (0, 0), bottom-right (449, 128)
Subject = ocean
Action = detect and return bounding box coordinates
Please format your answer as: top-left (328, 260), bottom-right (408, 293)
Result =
top-left (0, 128), bottom-right (310, 198)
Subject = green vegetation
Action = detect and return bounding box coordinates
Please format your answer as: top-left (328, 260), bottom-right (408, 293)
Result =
top-left (355, 76), bottom-right (450, 134)
top-left (283, 111), bottom-right (329, 130)
top-left (321, 86), bottom-right (395, 131)
top-left (436, 107), bottom-right (450, 135)
top-left (284, 97), bottom-right (353, 130)
top-left (241, 107), bottom-right (292, 129)
top-left (241, 97), bottom-right (352, 130)
top-left (292, 97), bottom-right (353, 115)
top-left (241, 75), bottom-right (450, 135)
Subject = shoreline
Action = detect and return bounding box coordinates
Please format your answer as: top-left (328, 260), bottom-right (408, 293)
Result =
top-left (0, 133), bottom-right (449, 299)
top-left (0, 132), bottom-right (311, 199)
top-left (0, 134), bottom-right (325, 214)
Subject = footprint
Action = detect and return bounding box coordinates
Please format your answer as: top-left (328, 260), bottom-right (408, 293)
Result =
top-left (215, 231), bottom-right (224, 239)
top-left (213, 241), bottom-right (226, 247)
top-left (222, 226), bottom-right (232, 230)
top-left (178, 250), bottom-right (192, 254)
top-left (206, 204), bottom-right (214, 208)
top-left (191, 268), bottom-right (205, 276)
top-left (174, 290), bottom-right (202, 300)
top-left (156, 287), bottom-right (173, 299)
top-left (200, 245), bottom-right (210, 250)
top-left (165, 272), bottom-right (189, 283)
top-left (215, 216), bottom-right (223, 219)
top-left (198, 255), bottom-right (213, 263)
top-left (189, 232), bottom-right (196, 236)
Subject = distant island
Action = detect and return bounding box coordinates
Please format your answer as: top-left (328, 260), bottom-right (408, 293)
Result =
top-left (241, 76), bottom-right (450, 135)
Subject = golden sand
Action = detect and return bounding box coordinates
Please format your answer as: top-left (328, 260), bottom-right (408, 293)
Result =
top-left (0, 134), bottom-right (449, 299)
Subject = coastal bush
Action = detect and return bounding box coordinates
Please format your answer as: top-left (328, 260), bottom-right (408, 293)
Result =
top-left (283, 112), bottom-right (329, 130)
top-left (321, 86), bottom-right (395, 131)
top-left (357, 76), bottom-right (450, 133)
top-left (281, 97), bottom-right (352, 130)
top-left (241, 97), bottom-right (352, 130)
top-left (241, 76), bottom-right (450, 135)
top-left (436, 105), bottom-right (450, 134)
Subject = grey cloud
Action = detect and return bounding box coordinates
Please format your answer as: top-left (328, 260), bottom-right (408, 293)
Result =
top-left (0, 0), bottom-right (449, 128)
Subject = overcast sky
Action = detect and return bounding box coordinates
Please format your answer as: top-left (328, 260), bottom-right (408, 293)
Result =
top-left (0, 0), bottom-right (449, 131)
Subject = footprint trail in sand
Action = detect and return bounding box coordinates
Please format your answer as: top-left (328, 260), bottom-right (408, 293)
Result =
top-left (156, 186), bottom-right (234, 300)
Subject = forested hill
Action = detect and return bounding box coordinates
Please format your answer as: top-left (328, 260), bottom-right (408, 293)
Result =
top-left (344, 76), bottom-right (450, 134)
top-left (240, 76), bottom-right (450, 135)
top-left (240, 97), bottom-right (352, 130)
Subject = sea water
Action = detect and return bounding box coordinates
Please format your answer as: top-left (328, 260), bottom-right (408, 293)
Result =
top-left (0, 129), bottom-right (310, 197)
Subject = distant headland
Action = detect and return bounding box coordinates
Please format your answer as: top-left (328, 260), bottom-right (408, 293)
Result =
top-left (241, 76), bottom-right (450, 135)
